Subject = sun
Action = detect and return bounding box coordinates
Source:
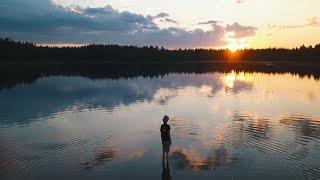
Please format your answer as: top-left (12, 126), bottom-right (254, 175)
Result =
top-left (227, 40), bottom-right (248, 52)
top-left (223, 32), bottom-right (248, 52)
top-left (228, 42), bottom-right (240, 52)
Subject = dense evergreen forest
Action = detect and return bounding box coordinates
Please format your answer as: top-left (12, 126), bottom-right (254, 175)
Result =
top-left (1, 37), bottom-right (320, 62)
top-left (1, 37), bottom-right (320, 90)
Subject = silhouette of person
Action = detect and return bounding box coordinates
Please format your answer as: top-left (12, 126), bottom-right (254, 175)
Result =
top-left (160, 115), bottom-right (171, 160)
top-left (160, 115), bottom-right (172, 180)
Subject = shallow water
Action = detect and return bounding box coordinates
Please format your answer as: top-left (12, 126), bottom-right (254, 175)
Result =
top-left (1, 72), bottom-right (320, 180)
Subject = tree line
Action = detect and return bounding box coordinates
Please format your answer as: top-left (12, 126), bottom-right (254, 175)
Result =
top-left (1, 37), bottom-right (320, 63)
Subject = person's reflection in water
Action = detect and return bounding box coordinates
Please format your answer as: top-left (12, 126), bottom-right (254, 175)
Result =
top-left (162, 154), bottom-right (172, 180)
top-left (160, 115), bottom-right (172, 180)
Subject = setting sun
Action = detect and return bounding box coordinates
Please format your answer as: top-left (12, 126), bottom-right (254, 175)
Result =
top-left (224, 32), bottom-right (248, 52)
top-left (228, 39), bottom-right (248, 52)
top-left (228, 42), bottom-right (241, 52)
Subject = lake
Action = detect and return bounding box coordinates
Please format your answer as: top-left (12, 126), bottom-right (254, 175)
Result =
top-left (1, 71), bottom-right (320, 180)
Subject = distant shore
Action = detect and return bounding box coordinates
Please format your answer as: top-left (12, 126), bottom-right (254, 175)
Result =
top-left (1, 37), bottom-right (320, 63)
top-left (1, 61), bottom-right (320, 90)
top-left (2, 60), bottom-right (320, 65)
top-left (1, 37), bottom-right (320, 89)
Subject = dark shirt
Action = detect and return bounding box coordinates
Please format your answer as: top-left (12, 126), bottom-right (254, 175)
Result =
top-left (160, 124), bottom-right (171, 142)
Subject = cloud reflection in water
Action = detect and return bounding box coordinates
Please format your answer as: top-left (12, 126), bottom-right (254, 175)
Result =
top-left (0, 72), bottom-right (320, 179)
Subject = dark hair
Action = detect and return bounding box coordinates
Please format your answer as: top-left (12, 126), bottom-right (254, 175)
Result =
top-left (163, 115), bottom-right (169, 122)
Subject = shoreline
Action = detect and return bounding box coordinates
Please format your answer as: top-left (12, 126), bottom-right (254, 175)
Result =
top-left (1, 61), bottom-right (320, 90)
top-left (2, 60), bottom-right (320, 65)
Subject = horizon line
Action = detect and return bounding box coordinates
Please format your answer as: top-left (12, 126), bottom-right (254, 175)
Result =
top-left (2, 37), bottom-right (319, 51)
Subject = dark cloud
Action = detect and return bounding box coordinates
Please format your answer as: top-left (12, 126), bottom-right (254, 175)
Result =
top-left (148, 12), bottom-right (178, 24)
top-left (148, 12), bottom-right (170, 19)
top-left (0, 0), bottom-right (257, 48)
top-left (0, 1), bottom-right (157, 33)
top-left (163, 18), bottom-right (178, 24)
top-left (198, 20), bottom-right (218, 25)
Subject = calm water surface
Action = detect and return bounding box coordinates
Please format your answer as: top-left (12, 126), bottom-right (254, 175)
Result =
top-left (1, 72), bottom-right (320, 180)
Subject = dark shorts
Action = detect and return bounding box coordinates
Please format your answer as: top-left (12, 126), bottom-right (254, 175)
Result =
top-left (162, 141), bottom-right (171, 153)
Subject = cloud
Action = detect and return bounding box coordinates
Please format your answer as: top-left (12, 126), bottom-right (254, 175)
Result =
top-left (0, 1), bottom-right (158, 33)
top-left (307, 17), bottom-right (320, 26)
top-left (162, 18), bottom-right (179, 24)
top-left (198, 20), bottom-right (219, 25)
top-left (0, 0), bottom-right (257, 48)
top-left (148, 12), bottom-right (178, 24)
top-left (149, 12), bottom-right (170, 19)
top-left (236, 0), bottom-right (247, 3)
top-left (267, 17), bottom-right (320, 32)
top-left (226, 22), bottom-right (257, 38)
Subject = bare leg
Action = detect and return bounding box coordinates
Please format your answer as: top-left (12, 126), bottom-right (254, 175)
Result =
top-left (162, 152), bottom-right (165, 167)
top-left (162, 151), bottom-right (165, 160)
top-left (165, 151), bottom-right (170, 166)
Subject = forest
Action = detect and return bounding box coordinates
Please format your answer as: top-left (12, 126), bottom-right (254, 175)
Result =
top-left (1, 37), bottom-right (320, 63)
top-left (1, 37), bottom-right (320, 90)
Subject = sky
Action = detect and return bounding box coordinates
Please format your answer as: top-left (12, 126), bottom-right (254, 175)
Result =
top-left (0, 0), bottom-right (320, 49)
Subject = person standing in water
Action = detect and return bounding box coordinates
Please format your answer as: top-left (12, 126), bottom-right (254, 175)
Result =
top-left (160, 115), bottom-right (171, 160)
top-left (160, 115), bottom-right (171, 180)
